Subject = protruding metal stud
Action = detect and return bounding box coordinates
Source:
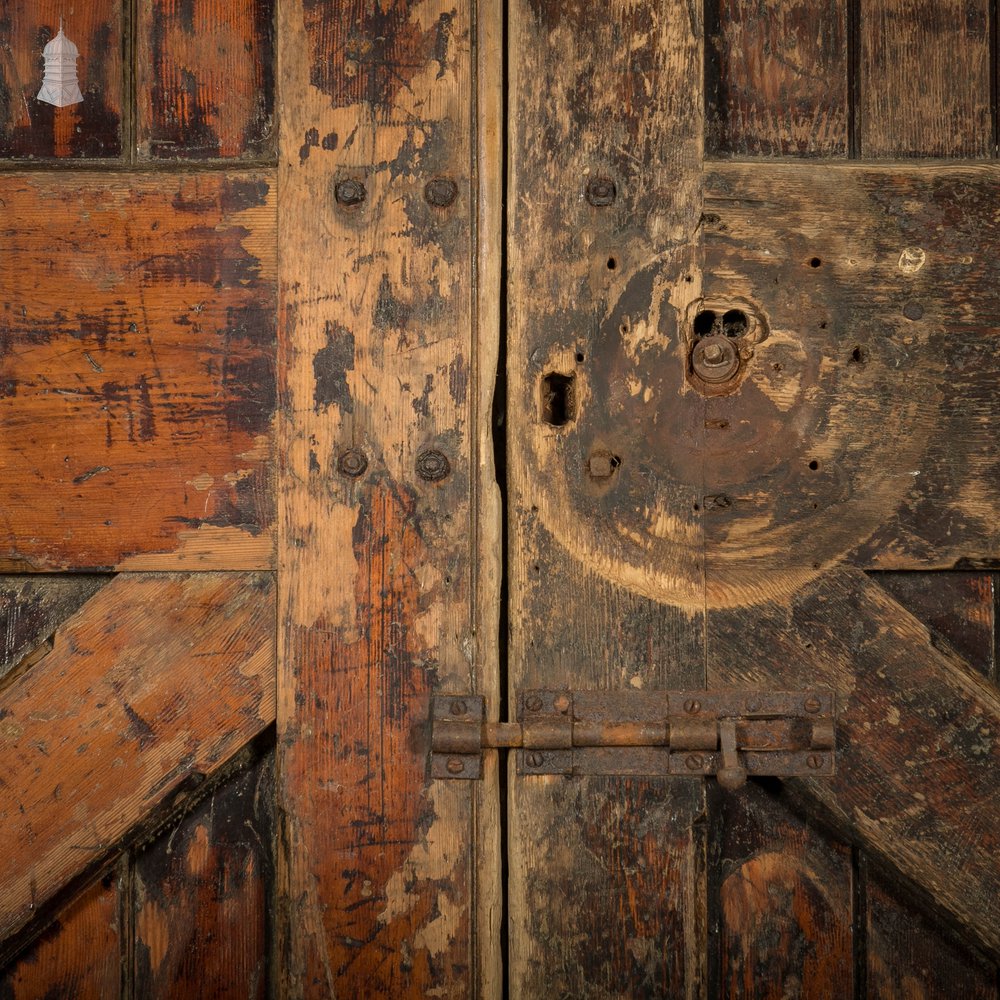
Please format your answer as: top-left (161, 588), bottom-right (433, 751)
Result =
top-left (416, 449), bottom-right (450, 482)
top-left (337, 449), bottom-right (368, 478)
top-left (425, 177), bottom-right (458, 207)
top-left (334, 178), bottom-right (366, 207)
top-left (586, 176), bottom-right (616, 207)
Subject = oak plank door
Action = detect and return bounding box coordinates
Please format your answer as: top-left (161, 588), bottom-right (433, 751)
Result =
top-left (1, 2), bottom-right (999, 999)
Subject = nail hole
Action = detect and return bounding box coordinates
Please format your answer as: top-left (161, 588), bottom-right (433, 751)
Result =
top-left (809, 257), bottom-right (822, 268)
top-left (540, 372), bottom-right (575, 426)
top-left (693, 503), bottom-right (701, 512)
top-left (808, 460), bottom-right (819, 471)
top-left (693, 310), bottom-right (716, 336)
top-left (721, 309), bottom-right (748, 337)
top-left (851, 345), bottom-right (868, 364)
top-left (575, 351), bottom-right (585, 363)
top-left (606, 256), bottom-right (617, 271)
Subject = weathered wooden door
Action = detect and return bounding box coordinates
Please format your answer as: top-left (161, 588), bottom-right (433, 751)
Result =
top-left (1, 1), bottom-right (998, 998)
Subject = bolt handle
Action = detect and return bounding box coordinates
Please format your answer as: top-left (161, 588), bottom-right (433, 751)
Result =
top-left (716, 718), bottom-right (747, 790)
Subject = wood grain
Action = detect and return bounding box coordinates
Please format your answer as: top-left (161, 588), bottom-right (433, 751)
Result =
top-left (0, 2), bottom-right (122, 159)
top-left (706, 0), bottom-right (848, 157)
top-left (133, 749), bottom-right (273, 998)
top-left (275, 1), bottom-right (493, 996)
top-left (708, 567), bottom-right (1000, 958)
top-left (137, 0), bottom-right (275, 160)
top-left (710, 783), bottom-right (853, 999)
top-left (0, 171), bottom-right (277, 572)
top-left (0, 571), bottom-right (276, 946)
top-left (860, 0), bottom-right (992, 157)
top-left (507, 1), bottom-right (707, 995)
top-left (0, 871), bottom-right (121, 1000)
top-left (0, 574), bottom-right (108, 679)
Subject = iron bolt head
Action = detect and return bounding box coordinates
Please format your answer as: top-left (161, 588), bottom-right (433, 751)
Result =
top-left (450, 699), bottom-right (467, 716)
top-left (425, 177), bottom-right (458, 207)
top-left (692, 335), bottom-right (740, 384)
top-left (745, 700), bottom-right (761, 714)
top-left (524, 695), bottom-right (544, 713)
top-left (588, 452), bottom-right (615, 479)
top-left (804, 696), bottom-right (822, 714)
top-left (685, 754), bottom-right (704, 771)
top-left (416, 449), bottom-right (450, 482)
top-left (683, 699), bottom-right (701, 714)
top-left (334, 178), bottom-right (366, 207)
top-left (526, 751), bottom-right (545, 768)
top-left (337, 449), bottom-right (368, 478)
top-left (585, 176), bottom-right (617, 207)
top-left (446, 757), bottom-right (465, 775)
top-left (807, 754), bottom-right (824, 770)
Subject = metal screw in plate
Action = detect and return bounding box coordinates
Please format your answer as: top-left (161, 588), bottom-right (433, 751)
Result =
top-left (524, 695), bottom-right (544, 713)
top-left (416, 449), bottom-right (450, 482)
top-left (450, 699), bottom-right (467, 716)
top-left (807, 754), bottom-right (824, 770)
top-left (446, 757), bottom-right (465, 775)
top-left (804, 696), bottom-right (822, 714)
top-left (686, 754), bottom-right (704, 771)
top-left (683, 699), bottom-right (701, 714)
top-left (746, 700), bottom-right (761, 714)
top-left (526, 752), bottom-right (545, 768)
top-left (585, 176), bottom-right (616, 207)
top-left (334, 178), bottom-right (366, 207)
top-left (425, 177), bottom-right (458, 207)
top-left (337, 449), bottom-right (368, 478)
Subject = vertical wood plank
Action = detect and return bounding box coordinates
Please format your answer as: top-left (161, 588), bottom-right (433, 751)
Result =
top-left (507, 2), bottom-right (706, 994)
top-left (133, 750), bottom-right (273, 999)
top-left (706, 0), bottom-right (848, 157)
top-left (136, 0), bottom-right (275, 160)
top-left (860, 0), bottom-right (992, 157)
top-left (276, 1), bottom-right (497, 996)
top-left (0, 2), bottom-right (122, 159)
top-left (709, 784), bottom-right (853, 999)
top-left (0, 873), bottom-right (122, 1000)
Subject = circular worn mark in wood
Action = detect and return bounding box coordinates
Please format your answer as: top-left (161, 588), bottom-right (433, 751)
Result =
top-left (524, 235), bottom-right (941, 610)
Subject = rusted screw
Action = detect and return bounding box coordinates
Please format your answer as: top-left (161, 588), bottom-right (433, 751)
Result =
top-left (446, 757), bottom-right (465, 775)
top-left (425, 177), bottom-right (458, 207)
top-left (686, 754), bottom-right (704, 771)
top-left (585, 176), bottom-right (616, 207)
top-left (746, 700), bottom-right (760, 714)
top-left (337, 449), bottom-right (368, 478)
top-left (416, 449), bottom-right (450, 482)
top-left (553, 694), bottom-right (571, 714)
top-left (807, 754), bottom-right (824, 770)
top-left (450, 699), bottom-right (467, 716)
top-left (526, 751), bottom-right (545, 768)
top-left (334, 178), bottom-right (366, 207)
top-left (683, 699), bottom-right (701, 714)
top-left (524, 695), bottom-right (544, 713)
top-left (804, 696), bottom-right (822, 714)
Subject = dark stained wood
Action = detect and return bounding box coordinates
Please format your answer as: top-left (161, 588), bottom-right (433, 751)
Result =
top-left (865, 859), bottom-right (999, 999)
top-left (0, 571), bottom-right (276, 946)
top-left (133, 748), bottom-right (273, 999)
top-left (137, 0), bottom-right (275, 160)
top-left (507, 0), bottom-right (707, 995)
top-left (0, 2), bottom-right (122, 159)
top-left (0, 574), bottom-right (107, 679)
top-left (708, 567), bottom-right (1000, 958)
top-left (860, 0), bottom-right (992, 157)
top-left (706, 0), bottom-right (848, 157)
top-left (0, 871), bottom-right (122, 1000)
top-left (0, 171), bottom-right (277, 572)
top-left (276, 0), bottom-right (494, 996)
top-left (709, 782), bottom-right (853, 999)
top-left (871, 572), bottom-right (995, 678)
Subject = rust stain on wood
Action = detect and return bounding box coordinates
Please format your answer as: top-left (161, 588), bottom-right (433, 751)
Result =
top-left (0, 171), bottom-right (278, 571)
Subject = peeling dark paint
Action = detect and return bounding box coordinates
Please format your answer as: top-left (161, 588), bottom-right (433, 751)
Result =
top-left (313, 322), bottom-right (355, 414)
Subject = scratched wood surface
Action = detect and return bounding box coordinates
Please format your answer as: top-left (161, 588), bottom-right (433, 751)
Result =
top-left (0, 2), bottom-right (123, 159)
top-left (860, 0), bottom-right (992, 158)
top-left (136, 0), bottom-right (275, 160)
top-left (133, 748), bottom-right (273, 998)
top-left (0, 571), bottom-right (276, 947)
top-left (275, 1), bottom-right (495, 996)
top-left (507, 1), bottom-right (707, 996)
top-left (0, 171), bottom-right (277, 572)
top-left (706, 0), bottom-right (848, 157)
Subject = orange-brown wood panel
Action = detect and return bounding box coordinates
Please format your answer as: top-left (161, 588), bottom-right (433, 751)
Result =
top-left (860, 0), bottom-right (992, 157)
top-left (136, 0), bottom-right (275, 160)
top-left (133, 749), bottom-right (273, 999)
top-left (710, 783), bottom-right (853, 999)
top-left (0, 872), bottom-right (122, 1000)
top-left (0, 171), bottom-right (277, 572)
top-left (706, 0), bottom-right (848, 157)
top-left (0, 571), bottom-right (276, 947)
top-left (0, 2), bottom-right (122, 159)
